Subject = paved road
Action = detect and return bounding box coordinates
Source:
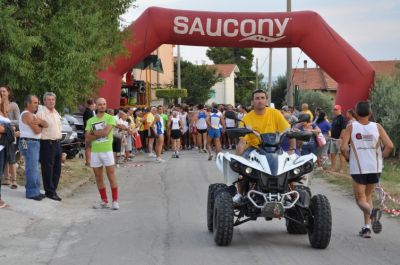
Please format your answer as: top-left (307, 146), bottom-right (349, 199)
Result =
top-left (0, 149), bottom-right (399, 265)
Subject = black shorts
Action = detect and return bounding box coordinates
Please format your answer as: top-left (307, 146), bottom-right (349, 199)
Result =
top-left (112, 135), bottom-right (122, 153)
top-left (197, 129), bottom-right (207, 134)
top-left (351, 173), bottom-right (380, 185)
top-left (147, 128), bottom-right (156, 139)
top-left (171, 129), bottom-right (182, 140)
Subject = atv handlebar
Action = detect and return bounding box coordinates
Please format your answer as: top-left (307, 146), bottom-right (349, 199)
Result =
top-left (226, 128), bottom-right (313, 147)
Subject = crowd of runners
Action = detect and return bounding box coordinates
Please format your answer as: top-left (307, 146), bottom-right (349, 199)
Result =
top-left (97, 100), bottom-right (353, 173)
top-left (93, 102), bottom-right (247, 165)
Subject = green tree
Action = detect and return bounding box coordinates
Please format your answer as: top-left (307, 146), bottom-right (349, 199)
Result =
top-left (206, 47), bottom-right (262, 105)
top-left (370, 69), bottom-right (400, 154)
top-left (0, 0), bottom-right (134, 111)
top-left (298, 90), bottom-right (334, 118)
top-left (174, 60), bottom-right (220, 104)
top-left (271, 75), bottom-right (287, 109)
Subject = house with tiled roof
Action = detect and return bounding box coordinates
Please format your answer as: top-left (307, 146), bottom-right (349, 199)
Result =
top-left (292, 60), bottom-right (399, 99)
top-left (206, 64), bottom-right (240, 106)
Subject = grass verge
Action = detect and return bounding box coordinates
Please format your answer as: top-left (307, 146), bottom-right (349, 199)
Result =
top-left (16, 158), bottom-right (94, 192)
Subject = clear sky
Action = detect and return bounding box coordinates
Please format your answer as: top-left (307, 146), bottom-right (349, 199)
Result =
top-left (122, 0), bottom-right (400, 81)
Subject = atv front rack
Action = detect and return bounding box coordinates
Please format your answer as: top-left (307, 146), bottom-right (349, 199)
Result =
top-left (247, 190), bottom-right (299, 209)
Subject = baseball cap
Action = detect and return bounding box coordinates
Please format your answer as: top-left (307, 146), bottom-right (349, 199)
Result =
top-left (281, 105), bottom-right (289, 111)
top-left (334, 105), bottom-right (342, 111)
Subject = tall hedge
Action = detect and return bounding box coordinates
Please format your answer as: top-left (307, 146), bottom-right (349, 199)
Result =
top-left (298, 90), bottom-right (334, 118)
top-left (370, 72), bottom-right (400, 154)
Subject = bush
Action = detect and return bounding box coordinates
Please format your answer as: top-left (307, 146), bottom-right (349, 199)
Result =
top-left (370, 73), bottom-right (400, 155)
top-left (298, 90), bottom-right (334, 118)
top-left (155, 88), bottom-right (188, 104)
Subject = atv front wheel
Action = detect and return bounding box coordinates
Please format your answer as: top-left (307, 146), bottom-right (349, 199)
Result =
top-left (213, 191), bottom-right (234, 246)
top-left (308, 194), bottom-right (332, 249)
top-left (207, 183), bottom-right (227, 232)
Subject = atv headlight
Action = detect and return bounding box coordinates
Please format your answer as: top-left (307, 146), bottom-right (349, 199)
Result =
top-left (302, 161), bottom-right (314, 174)
top-left (293, 168), bottom-right (301, 175)
top-left (245, 167), bottom-right (253, 175)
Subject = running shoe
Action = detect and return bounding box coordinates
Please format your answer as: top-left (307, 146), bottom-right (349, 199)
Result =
top-left (93, 201), bottom-right (109, 209)
top-left (156, 158), bottom-right (166, 163)
top-left (111, 201), bottom-right (120, 210)
top-left (148, 153), bottom-right (157, 158)
top-left (208, 155), bottom-right (213, 161)
top-left (359, 227), bottom-right (371, 238)
top-left (371, 208), bottom-right (382, 234)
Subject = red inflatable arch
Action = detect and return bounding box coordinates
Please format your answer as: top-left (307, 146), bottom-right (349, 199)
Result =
top-left (98, 7), bottom-right (374, 111)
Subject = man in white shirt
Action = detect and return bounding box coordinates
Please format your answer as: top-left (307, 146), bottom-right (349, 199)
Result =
top-left (37, 92), bottom-right (63, 201)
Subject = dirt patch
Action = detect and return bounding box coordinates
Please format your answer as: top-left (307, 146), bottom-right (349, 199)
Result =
top-left (16, 157), bottom-right (94, 191)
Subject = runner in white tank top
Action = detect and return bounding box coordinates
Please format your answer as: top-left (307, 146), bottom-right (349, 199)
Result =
top-left (349, 121), bottom-right (382, 174)
top-left (195, 105), bottom-right (208, 152)
top-left (171, 117), bottom-right (180, 130)
top-left (169, 111), bottom-right (182, 158)
top-left (340, 101), bottom-right (393, 238)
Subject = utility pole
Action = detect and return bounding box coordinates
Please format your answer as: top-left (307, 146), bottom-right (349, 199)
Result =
top-left (156, 48), bottom-right (160, 87)
top-left (286, 0), bottom-right (293, 106)
top-left (177, 45), bottom-right (181, 104)
top-left (268, 48), bottom-right (273, 105)
top-left (256, 57), bottom-right (259, 89)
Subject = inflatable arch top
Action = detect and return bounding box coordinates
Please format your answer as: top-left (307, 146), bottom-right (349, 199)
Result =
top-left (98, 7), bottom-right (374, 111)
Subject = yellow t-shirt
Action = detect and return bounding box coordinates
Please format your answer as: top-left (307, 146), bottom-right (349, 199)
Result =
top-left (146, 113), bottom-right (155, 129)
top-left (136, 117), bottom-right (144, 131)
top-left (241, 108), bottom-right (290, 147)
top-left (128, 115), bottom-right (136, 130)
top-left (302, 110), bottom-right (314, 122)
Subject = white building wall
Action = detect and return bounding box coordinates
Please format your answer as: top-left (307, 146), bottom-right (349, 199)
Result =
top-left (225, 72), bottom-right (235, 106)
top-left (206, 72), bottom-right (235, 106)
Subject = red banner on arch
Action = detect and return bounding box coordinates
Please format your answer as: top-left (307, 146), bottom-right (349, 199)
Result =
top-left (98, 7), bottom-right (374, 111)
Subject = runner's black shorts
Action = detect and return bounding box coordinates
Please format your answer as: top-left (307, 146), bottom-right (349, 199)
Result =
top-left (351, 173), bottom-right (380, 185)
top-left (112, 135), bottom-right (122, 153)
top-left (197, 129), bottom-right (207, 134)
top-left (147, 128), bottom-right (156, 139)
top-left (171, 129), bottom-right (182, 140)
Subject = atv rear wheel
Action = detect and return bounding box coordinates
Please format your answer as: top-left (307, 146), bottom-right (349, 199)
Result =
top-left (308, 194), bottom-right (332, 249)
top-left (213, 191), bottom-right (234, 246)
top-left (207, 183), bottom-right (227, 232)
top-left (286, 207), bottom-right (308, 234)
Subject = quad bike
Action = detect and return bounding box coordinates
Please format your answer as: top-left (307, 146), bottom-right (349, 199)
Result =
top-left (207, 114), bottom-right (332, 249)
